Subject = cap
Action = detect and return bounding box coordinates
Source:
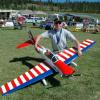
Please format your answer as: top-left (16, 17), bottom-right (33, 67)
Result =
top-left (54, 18), bottom-right (62, 24)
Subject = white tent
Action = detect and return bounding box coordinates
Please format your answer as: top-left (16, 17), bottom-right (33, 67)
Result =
top-left (20, 10), bottom-right (33, 16)
top-left (33, 11), bottom-right (47, 15)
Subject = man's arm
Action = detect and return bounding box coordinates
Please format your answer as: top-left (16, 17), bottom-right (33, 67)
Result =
top-left (74, 39), bottom-right (82, 57)
top-left (65, 30), bottom-right (82, 57)
top-left (35, 31), bottom-right (49, 50)
top-left (35, 34), bottom-right (43, 50)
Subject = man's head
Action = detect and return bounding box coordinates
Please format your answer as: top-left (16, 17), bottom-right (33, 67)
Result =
top-left (54, 18), bottom-right (62, 30)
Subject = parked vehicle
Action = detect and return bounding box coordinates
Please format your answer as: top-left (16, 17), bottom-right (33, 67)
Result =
top-left (2, 19), bottom-right (14, 27)
top-left (25, 18), bottom-right (35, 23)
top-left (40, 21), bottom-right (54, 30)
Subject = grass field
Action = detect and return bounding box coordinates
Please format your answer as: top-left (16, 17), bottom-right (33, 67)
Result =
top-left (0, 18), bottom-right (100, 100)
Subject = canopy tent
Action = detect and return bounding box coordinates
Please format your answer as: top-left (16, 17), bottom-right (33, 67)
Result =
top-left (33, 11), bottom-right (47, 15)
top-left (19, 10), bottom-right (33, 16)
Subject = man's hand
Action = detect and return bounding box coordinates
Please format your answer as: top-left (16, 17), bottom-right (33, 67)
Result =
top-left (78, 50), bottom-right (82, 57)
top-left (35, 44), bottom-right (40, 53)
top-left (74, 39), bottom-right (82, 57)
top-left (34, 35), bottom-right (42, 53)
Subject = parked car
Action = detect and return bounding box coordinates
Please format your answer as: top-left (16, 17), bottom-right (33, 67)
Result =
top-left (40, 21), bottom-right (54, 30)
top-left (26, 17), bottom-right (45, 23)
top-left (25, 18), bottom-right (35, 23)
top-left (2, 19), bottom-right (14, 27)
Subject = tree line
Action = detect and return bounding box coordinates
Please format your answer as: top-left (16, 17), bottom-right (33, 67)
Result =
top-left (32, 1), bottom-right (100, 13)
top-left (0, 0), bottom-right (32, 9)
top-left (0, 0), bottom-right (100, 13)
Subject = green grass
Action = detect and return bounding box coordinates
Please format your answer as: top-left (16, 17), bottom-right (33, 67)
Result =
top-left (0, 19), bottom-right (100, 100)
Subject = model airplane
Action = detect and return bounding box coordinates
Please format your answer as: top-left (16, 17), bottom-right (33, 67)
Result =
top-left (0, 31), bottom-right (96, 96)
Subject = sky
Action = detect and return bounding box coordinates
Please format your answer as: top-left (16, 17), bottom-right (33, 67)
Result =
top-left (33, 0), bottom-right (100, 3)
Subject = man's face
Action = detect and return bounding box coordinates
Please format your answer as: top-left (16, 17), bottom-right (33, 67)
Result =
top-left (54, 21), bottom-right (62, 30)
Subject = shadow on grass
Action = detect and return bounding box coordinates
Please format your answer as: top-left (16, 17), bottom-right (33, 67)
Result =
top-left (46, 74), bottom-right (61, 88)
top-left (9, 56), bottom-right (61, 87)
top-left (9, 56), bottom-right (44, 69)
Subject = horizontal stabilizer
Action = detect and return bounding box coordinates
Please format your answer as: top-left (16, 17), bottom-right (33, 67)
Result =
top-left (16, 40), bottom-right (33, 48)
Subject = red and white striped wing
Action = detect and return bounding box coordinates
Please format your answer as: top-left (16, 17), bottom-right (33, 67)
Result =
top-left (0, 62), bottom-right (53, 95)
top-left (56, 39), bottom-right (95, 62)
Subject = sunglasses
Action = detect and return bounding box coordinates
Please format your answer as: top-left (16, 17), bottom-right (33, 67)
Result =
top-left (54, 21), bottom-right (62, 25)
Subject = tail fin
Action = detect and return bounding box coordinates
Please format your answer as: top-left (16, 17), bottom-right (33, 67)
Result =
top-left (16, 31), bottom-right (36, 49)
top-left (28, 31), bottom-right (41, 49)
top-left (28, 30), bottom-right (35, 44)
